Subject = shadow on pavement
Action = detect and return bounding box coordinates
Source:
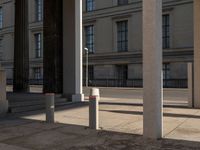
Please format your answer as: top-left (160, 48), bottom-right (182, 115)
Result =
top-left (100, 109), bottom-right (200, 119)
top-left (100, 101), bottom-right (192, 109)
top-left (0, 117), bottom-right (200, 149)
top-left (5, 101), bottom-right (89, 118)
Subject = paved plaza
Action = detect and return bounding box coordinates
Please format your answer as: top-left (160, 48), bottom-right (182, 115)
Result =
top-left (0, 87), bottom-right (200, 149)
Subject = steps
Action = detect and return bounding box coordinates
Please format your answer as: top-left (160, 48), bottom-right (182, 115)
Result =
top-left (7, 93), bottom-right (69, 113)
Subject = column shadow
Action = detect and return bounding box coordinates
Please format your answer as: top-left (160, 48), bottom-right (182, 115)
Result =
top-left (0, 117), bottom-right (200, 149)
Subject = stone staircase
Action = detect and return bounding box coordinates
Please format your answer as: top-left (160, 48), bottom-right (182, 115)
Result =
top-left (7, 93), bottom-right (69, 113)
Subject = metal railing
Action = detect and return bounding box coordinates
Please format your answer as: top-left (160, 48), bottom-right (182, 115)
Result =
top-left (7, 78), bottom-right (187, 88)
top-left (163, 79), bottom-right (187, 88)
top-left (83, 79), bottom-right (187, 88)
top-left (7, 79), bottom-right (43, 85)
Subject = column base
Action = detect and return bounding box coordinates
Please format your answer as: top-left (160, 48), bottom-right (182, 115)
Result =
top-left (143, 129), bottom-right (163, 140)
top-left (72, 94), bottom-right (84, 102)
top-left (0, 100), bottom-right (8, 115)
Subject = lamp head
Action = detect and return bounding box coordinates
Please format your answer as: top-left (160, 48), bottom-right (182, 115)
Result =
top-left (84, 48), bottom-right (89, 54)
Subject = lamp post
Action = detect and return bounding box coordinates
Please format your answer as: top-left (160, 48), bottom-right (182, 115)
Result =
top-left (84, 48), bottom-right (89, 88)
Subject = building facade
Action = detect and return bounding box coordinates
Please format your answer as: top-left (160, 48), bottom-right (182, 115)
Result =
top-left (0, 0), bottom-right (43, 83)
top-left (0, 0), bottom-right (194, 87)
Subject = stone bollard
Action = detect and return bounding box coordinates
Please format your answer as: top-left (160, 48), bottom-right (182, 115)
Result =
top-left (89, 88), bottom-right (100, 130)
top-left (0, 69), bottom-right (8, 115)
top-left (45, 93), bottom-right (55, 123)
top-left (188, 63), bottom-right (194, 108)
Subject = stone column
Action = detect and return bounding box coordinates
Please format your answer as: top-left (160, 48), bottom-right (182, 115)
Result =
top-left (143, 0), bottom-right (163, 139)
top-left (194, 0), bottom-right (200, 108)
top-left (63, 0), bottom-right (84, 102)
top-left (43, 0), bottom-right (63, 93)
top-left (188, 63), bottom-right (194, 107)
top-left (0, 68), bottom-right (8, 115)
top-left (13, 0), bottom-right (29, 93)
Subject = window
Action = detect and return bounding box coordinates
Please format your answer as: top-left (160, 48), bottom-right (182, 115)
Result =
top-left (116, 65), bottom-right (128, 87)
top-left (85, 25), bottom-right (94, 53)
top-left (0, 7), bottom-right (3, 29)
top-left (163, 14), bottom-right (170, 49)
top-left (117, 21), bottom-right (128, 52)
top-left (33, 67), bottom-right (42, 79)
top-left (163, 63), bottom-right (170, 87)
top-left (0, 39), bottom-right (2, 61)
top-left (86, 0), bottom-right (95, 12)
top-left (83, 65), bottom-right (94, 85)
top-left (88, 65), bottom-right (94, 80)
top-left (116, 65), bottom-right (128, 80)
top-left (35, 0), bottom-right (43, 21)
top-left (118, 0), bottom-right (128, 5)
top-left (34, 33), bottom-right (42, 58)
top-left (163, 63), bottom-right (170, 80)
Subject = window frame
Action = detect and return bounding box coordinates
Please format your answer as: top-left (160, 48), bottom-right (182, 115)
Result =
top-left (163, 63), bottom-right (170, 80)
top-left (85, 25), bottom-right (95, 54)
top-left (33, 67), bottom-right (42, 79)
top-left (117, 0), bottom-right (128, 6)
top-left (0, 38), bottom-right (2, 61)
top-left (86, 0), bottom-right (95, 12)
top-left (35, 0), bottom-right (43, 22)
top-left (116, 65), bottom-right (128, 80)
top-left (162, 14), bottom-right (170, 49)
top-left (34, 33), bottom-right (42, 58)
top-left (0, 6), bottom-right (3, 29)
top-left (117, 20), bottom-right (128, 52)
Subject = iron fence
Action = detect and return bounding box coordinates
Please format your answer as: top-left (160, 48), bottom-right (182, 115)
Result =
top-left (83, 79), bottom-right (187, 88)
top-left (7, 78), bottom-right (187, 88)
top-left (7, 79), bottom-right (43, 85)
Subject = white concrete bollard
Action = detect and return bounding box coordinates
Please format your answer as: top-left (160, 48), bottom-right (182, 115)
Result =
top-left (90, 88), bottom-right (100, 101)
top-left (89, 88), bottom-right (100, 130)
top-left (0, 69), bottom-right (8, 115)
top-left (45, 93), bottom-right (55, 123)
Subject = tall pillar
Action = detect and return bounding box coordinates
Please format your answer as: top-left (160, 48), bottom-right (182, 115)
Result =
top-left (63, 0), bottom-right (84, 102)
top-left (143, 0), bottom-right (163, 139)
top-left (194, 0), bottom-right (200, 108)
top-left (13, 0), bottom-right (29, 92)
top-left (43, 0), bottom-right (63, 93)
top-left (0, 67), bottom-right (8, 114)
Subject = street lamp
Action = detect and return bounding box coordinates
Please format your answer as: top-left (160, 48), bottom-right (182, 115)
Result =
top-left (84, 48), bottom-right (89, 88)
